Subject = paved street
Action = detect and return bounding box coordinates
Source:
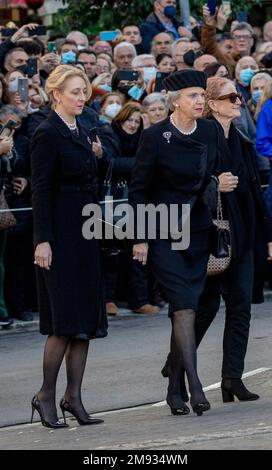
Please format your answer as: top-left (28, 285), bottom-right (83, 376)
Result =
top-left (0, 301), bottom-right (272, 450)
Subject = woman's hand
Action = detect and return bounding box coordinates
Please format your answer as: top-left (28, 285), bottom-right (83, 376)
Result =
top-left (0, 136), bottom-right (13, 155)
top-left (92, 136), bottom-right (103, 159)
top-left (12, 177), bottom-right (28, 194)
top-left (34, 242), bottom-right (52, 270)
top-left (267, 242), bottom-right (272, 261)
top-left (218, 172), bottom-right (238, 192)
top-left (133, 243), bottom-right (148, 266)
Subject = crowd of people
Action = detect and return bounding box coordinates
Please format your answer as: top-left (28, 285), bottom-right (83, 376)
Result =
top-left (1, 0), bottom-right (272, 422)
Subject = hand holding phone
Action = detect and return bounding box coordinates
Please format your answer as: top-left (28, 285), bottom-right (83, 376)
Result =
top-left (0, 120), bottom-right (17, 138)
top-left (207, 0), bottom-right (218, 16)
top-left (26, 58), bottom-right (38, 78)
top-left (89, 127), bottom-right (98, 143)
top-left (47, 42), bottom-right (56, 53)
top-left (99, 31), bottom-right (120, 42)
top-left (17, 78), bottom-right (29, 102)
top-left (116, 70), bottom-right (139, 82)
top-left (222, 1), bottom-right (231, 17)
top-left (154, 72), bottom-right (170, 92)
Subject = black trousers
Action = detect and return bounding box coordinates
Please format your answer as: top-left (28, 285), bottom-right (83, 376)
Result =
top-left (195, 249), bottom-right (253, 379)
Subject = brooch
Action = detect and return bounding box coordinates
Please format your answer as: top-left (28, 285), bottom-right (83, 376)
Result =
top-left (163, 131), bottom-right (172, 144)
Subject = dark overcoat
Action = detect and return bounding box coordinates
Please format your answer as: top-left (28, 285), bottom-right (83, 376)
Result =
top-left (129, 117), bottom-right (219, 312)
top-left (30, 110), bottom-right (107, 337)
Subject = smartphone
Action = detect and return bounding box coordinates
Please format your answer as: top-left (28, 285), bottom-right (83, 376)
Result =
top-left (17, 77), bottom-right (29, 102)
top-left (99, 31), bottom-right (120, 42)
top-left (28, 25), bottom-right (47, 36)
top-left (116, 70), bottom-right (139, 82)
top-left (0, 28), bottom-right (17, 37)
top-left (222, 1), bottom-right (231, 16)
top-left (207, 0), bottom-right (218, 16)
top-left (47, 41), bottom-right (56, 53)
top-left (89, 127), bottom-right (98, 143)
top-left (154, 72), bottom-right (170, 92)
top-left (0, 119), bottom-right (17, 138)
top-left (26, 58), bottom-right (38, 78)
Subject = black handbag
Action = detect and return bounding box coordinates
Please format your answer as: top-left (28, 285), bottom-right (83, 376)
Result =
top-left (100, 159), bottom-right (129, 253)
top-left (207, 188), bottom-right (231, 276)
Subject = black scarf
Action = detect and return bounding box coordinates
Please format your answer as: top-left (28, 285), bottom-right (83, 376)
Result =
top-left (111, 121), bottom-right (142, 158)
top-left (214, 119), bottom-right (254, 259)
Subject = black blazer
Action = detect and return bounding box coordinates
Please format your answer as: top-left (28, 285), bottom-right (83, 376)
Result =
top-left (30, 110), bottom-right (103, 246)
top-left (129, 117), bottom-right (219, 240)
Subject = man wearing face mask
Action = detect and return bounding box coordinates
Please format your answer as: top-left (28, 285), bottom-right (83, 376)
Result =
top-left (58, 40), bottom-right (78, 65)
top-left (235, 56), bottom-right (258, 102)
top-left (140, 0), bottom-right (184, 53)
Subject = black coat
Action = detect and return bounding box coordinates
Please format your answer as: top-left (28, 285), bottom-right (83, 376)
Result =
top-left (129, 117), bottom-right (219, 238)
top-left (129, 117), bottom-right (219, 312)
top-left (140, 12), bottom-right (182, 53)
top-left (30, 110), bottom-right (107, 337)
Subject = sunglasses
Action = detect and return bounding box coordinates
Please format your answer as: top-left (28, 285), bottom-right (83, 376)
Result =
top-left (217, 92), bottom-right (243, 104)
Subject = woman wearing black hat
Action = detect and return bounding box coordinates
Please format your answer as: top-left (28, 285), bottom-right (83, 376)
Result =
top-left (129, 70), bottom-right (225, 416)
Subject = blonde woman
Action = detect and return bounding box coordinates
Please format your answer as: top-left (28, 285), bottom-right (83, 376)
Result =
top-left (30, 65), bottom-right (106, 428)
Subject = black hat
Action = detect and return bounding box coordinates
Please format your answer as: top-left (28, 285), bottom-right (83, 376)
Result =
top-left (163, 70), bottom-right (207, 91)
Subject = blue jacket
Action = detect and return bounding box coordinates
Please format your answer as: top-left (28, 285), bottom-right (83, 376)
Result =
top-left (140, 12), bottom-right (182, 53)
top-left (256, 99), bottom-right (272, 158)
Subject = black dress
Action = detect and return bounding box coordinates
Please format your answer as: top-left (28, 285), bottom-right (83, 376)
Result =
top-left (129, 117), bottom-right (219, 313)
top-left (30, 110), bottom-right (107, 338)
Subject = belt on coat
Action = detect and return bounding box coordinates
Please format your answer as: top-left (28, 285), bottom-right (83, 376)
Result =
top-left (57, 183), bottom-right (98, 193)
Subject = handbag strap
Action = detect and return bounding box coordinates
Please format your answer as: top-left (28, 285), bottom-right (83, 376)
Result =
top-left (104, 159), bottom-right (115, 185)
top-left (216, 187), bottom-right (223, 222)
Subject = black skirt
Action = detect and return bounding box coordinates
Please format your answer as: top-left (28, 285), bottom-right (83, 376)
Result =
top-left (149, 229), bottom-right (211, 314)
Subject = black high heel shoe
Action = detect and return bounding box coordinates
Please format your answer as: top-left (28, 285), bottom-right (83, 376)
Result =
top-left (166, 394), bottom-right (190, 416)
top-left (31, 395), bottom-right (68, 429)
top-left (221, 378), bottom-right (260, 402)
top-left (191, 401), bottom-right (211, 416)
top-left (59, 398), bottom-right (104, 425)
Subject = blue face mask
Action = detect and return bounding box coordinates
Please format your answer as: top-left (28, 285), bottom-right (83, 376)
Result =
top-left (252, 89), bottom-right (262, 104)
top-left (128, 85), bottom-right (144, 100)
top-left (239, 68), bottom-right (255, 86)
top-left (164, 5), bottom-right (176, 19)
top-left (98, 84), bottom-right (112, 92)
top-left (61, 50), bottom-right (77, 64)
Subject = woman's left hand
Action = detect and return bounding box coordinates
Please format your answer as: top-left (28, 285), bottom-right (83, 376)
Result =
top-left (12, 177), bottom-right (28, 194)
top-left (267, 242), bottom-right (272, 261)
top-left (92, 136), bottom-right (103, 159)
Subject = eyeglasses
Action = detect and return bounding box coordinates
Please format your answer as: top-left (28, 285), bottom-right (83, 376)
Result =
top-left (232, 34), bottom-right (252, 41)
top-left (217, 92), bottom-right (243, 103)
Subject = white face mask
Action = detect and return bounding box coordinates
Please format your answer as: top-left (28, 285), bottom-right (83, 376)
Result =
top-left (143, 66), bottom-right (157, 83)
top-left (77, 44), bottom-right (85, 51)
top-left (27, 103), bottom-right (39, 114)
top-left (8, 78), bottom-right (19, 93)
top-left (105, 102), bottom-right (122, 118)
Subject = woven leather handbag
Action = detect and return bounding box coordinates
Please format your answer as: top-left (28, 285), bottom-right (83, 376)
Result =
top-left (207, 189), bottom-right (231, 277)
top-left (0, 190), bottom-right (16, 230)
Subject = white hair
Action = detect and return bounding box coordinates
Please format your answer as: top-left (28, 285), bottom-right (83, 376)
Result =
top-left (142, 92), bottom-right (169, 110)
top-left (132, 54), bottom-right (155, 68)
top-left (113, 42), bottom-right (137, 59)
top-left (250, 72), bottom-right (272, 91)
top-left (171, 37), bottom-right (190, 55)
top-left (66, 31), bottom-right (89, 47)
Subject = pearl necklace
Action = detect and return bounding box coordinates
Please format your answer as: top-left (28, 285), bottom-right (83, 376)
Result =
top-left (170, 114), bottom-right (197, 136)
top-left (55, 110), bottom-right (78, 132)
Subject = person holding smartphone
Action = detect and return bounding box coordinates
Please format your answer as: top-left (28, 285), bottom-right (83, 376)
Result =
top-left (30, 65), bottom-right (107, 428)
top-left (4, 70), bottom-right (29, 113)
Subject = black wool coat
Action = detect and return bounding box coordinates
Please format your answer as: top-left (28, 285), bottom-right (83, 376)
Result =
top-left (30, 110), bottom-right (107, 337)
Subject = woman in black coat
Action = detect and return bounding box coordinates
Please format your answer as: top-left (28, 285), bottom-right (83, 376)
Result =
top-left (30, 65), bottom-right (106, 428)
top-left (129, 70), bottom-right (221, 416)
top-left (162, 77), bottom-right (272, 403)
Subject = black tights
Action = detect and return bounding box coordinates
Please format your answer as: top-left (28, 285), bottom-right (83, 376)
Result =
top-left (38, 335), bottom-right (90, 423)
top-left (168, 309), bottom-right (207, 406)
